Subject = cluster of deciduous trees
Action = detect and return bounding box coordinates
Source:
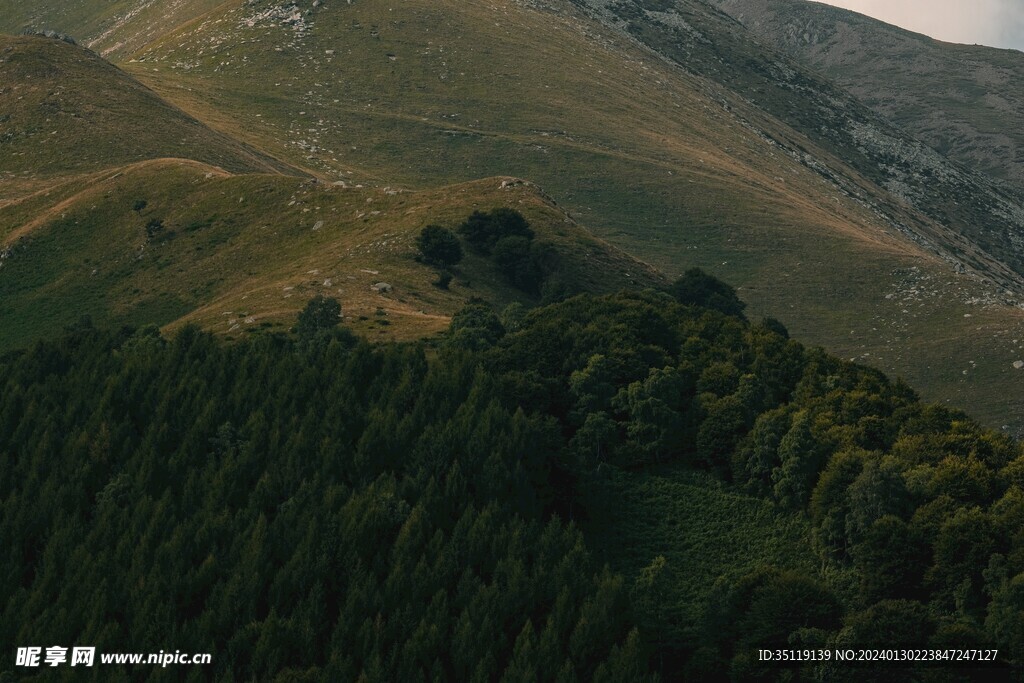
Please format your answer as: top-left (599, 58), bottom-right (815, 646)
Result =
top-left (471, 280), bottom-right (1020, 680)
top-left (2, 274), bottom-right (1022, 680)
top-left (417, 209), bottom-right (565, 299)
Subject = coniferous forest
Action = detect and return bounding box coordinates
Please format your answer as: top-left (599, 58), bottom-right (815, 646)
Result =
top-left (2, 275), bottom-right (1023, 681)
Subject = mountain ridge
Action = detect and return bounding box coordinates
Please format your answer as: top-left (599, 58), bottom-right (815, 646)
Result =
top-left (712, 0), bottom-right (1024, 191)
top-left (0, 152), bottom-right (665, 350)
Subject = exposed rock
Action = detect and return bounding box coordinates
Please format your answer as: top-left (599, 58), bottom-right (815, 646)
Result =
top-left (371, 282), bottom-right (393, 293)
top-left (21, 29), bottom-right (77, 45)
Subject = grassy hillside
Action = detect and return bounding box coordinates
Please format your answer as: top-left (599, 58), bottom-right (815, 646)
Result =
top-left (0, 34), bottom-right (294, 181)
top-left (0, 158), bottom-right (663, 351)
top-left (111, 0), bottom-right (1024, 433)
top-left (4, 2), bottom-right (1024, 431)
top-left (572, 0), bottom-right (1024, 286)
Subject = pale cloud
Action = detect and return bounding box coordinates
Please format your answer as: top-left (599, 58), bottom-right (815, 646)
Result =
top-left (820, 0), bottom-right (1024, 50)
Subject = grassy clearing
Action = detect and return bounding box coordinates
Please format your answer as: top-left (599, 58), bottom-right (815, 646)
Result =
top-left (582, 465), bottom-right (825, 632)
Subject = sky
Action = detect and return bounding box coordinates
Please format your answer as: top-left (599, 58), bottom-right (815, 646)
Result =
top-left (819, 0), bottom-right (1024, 51)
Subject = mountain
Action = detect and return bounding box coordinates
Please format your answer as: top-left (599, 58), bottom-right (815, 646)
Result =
top-left (712, 0), bottom-right (1024, 190)
top-left (567, 0), bottom-right (1024, 289)
top-left (4, 1), bottom-right (1024, 432)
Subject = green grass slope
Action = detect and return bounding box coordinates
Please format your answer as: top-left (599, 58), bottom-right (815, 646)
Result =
top-left (0, 34), bottom-right (295, 181)
top-left (0, 158), bottom-right (664, 351)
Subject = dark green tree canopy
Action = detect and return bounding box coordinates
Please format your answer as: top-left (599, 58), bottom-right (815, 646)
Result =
top-left (492, 235), bottom-right (544, 295)
top-left (668, 268), bottom-right (746, 318)
top-left (296, 294), bottom-right (342, 340)
top-left (447, 299), bottom-right (506, 350)
top-left (416, 224), bottom-right (463, 267)
top-left (457, 208), bottom-right (534, 255)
